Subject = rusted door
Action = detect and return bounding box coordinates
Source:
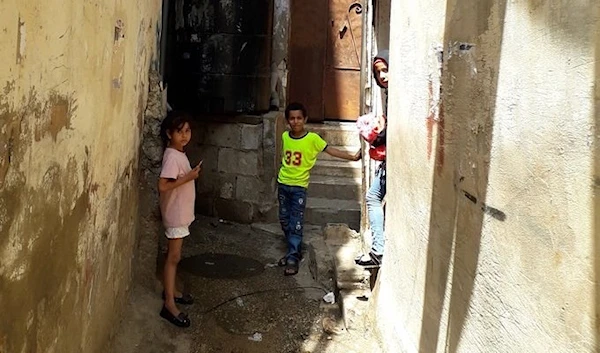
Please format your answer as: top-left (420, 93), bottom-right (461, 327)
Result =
top-left (288, 0), bottom-right (363, 122)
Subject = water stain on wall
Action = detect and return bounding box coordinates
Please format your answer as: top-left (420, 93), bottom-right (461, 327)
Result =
top-left (0, 83), bottom-right (89, 351)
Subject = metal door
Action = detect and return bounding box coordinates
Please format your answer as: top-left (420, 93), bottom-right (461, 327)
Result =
top-left (288, 0), bottom-right (363, 122)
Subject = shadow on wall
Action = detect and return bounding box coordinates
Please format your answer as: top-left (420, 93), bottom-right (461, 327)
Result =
top-left (594, 4), bottom-right (600, 351)
top-left (418, 1), bottom-right (507, 352)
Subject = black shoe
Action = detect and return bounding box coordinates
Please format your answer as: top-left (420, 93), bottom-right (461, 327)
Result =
top-left (356, 252), bottom-right (382, 268)
top-left (160, 306), bottom-right (191, 328)
top-left (162, 291), bottom-right (194, 305)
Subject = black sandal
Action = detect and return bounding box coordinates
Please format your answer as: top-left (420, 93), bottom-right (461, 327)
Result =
top-left (356, 252), bottom-right (383, 268)
top-left (278, 256), bottom-right (288, 267)
top-left (160, 306), bottom-right (191, 328)
top-left (284, 258), bottom-right (299, 276)
top-left (162, 291), bottom-right (194, 305)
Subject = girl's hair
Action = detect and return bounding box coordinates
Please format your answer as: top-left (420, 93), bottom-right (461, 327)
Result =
top-left (160, 110), bottom-right (192, 146)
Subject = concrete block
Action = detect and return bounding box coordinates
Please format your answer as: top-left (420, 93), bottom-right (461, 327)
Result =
top-left (340, 289), bottom-right (370, 329)
top-left (241, 124), bottom-right (262, 150)
top-left (236, 175), bottom-right (263, 202)
top-left (215, 198), bottom-right (255, 223)
top-left (197, 171), bottom-right (236, 197)
top-left (197, 171), bottom-right (216, 194)
top-left (219, 180), bottom-right (235, 199)
top-left (203, 123), bottom-right (242, 149)
top-left (257, 202), bottom-right (279, 223)
top-left (262, 149), bottom-right (278, 179)
top-left (218, 148), bottom-right (258, 175)
top-left (197, 145), bottom-right (219, 172)
top-left (262, 112), bottom-right (280, 148)
top-left (195, 192), bottom-right (215, 216)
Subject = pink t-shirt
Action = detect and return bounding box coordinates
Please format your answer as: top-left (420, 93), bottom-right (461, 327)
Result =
top-left (159, 148), bottom-right (196, 228)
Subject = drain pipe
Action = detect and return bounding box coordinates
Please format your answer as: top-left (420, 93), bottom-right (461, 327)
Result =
top-left (359, 1), bottom-right (370, 116)
top-left (358, 0), bottom-right (372, 237)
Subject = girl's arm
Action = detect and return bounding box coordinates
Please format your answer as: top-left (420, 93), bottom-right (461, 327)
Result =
top-left (324, 146), bottom-right (362, 161)
top-left (158, 164), bottom-right (201, 193)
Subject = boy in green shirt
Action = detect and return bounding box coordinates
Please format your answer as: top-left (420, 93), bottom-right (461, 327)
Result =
top-left (278, 102), bottom-right (361, 276)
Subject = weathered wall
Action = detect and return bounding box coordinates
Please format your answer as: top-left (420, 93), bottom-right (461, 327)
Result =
top-left (187, 113), bottom-right (285, 224)
top-left (271, 0), bottom-right (290, 109)
top-left (373, 0), bottom-right (600, 352)
top-left (137, 70), bottom-right (168, 289)
top-left (0, 1), bottom-right (161, 352)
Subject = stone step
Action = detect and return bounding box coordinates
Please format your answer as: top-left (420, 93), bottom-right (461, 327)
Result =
top-left (305, 198), bottom-right (360, 231)
top-left (313, 160), bottom-right (362, 178)
top-left (339, 288), bottom-right (371, 330)
top-left (307, 122), bottom-right (360, 147)
top-left (308, 175), bottom-right (362, 201)
top-left (323, 224), bottom-right (372, 330)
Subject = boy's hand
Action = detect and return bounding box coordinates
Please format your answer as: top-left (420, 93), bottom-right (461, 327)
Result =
top-left (353, 150), bottom-right (362, 161)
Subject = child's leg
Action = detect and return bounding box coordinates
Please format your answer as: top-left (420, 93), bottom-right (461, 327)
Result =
top-left (366, 166), bottom-right (386, 256)
top-left (286, 186), bottom-right (308, 261)
top-left (278, 184), bottom-right (292, 242)
top-left (164, 238), bottom-right (183, 314)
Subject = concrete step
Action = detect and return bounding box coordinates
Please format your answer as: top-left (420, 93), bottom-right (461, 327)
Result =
top-left (323, 224), bottom-right (372, 330)
top-left (307, 122), bottom-right (360, 147)
top-left (305, 198), bottom-right (360, 231)
top-left (313, 160), bottom-right (362, 178)
top-left (308, 175), bottom-right (362, 201)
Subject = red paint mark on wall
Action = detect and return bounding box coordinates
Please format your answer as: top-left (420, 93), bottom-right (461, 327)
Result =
top-left (426, 80), bottom-right (435, 160)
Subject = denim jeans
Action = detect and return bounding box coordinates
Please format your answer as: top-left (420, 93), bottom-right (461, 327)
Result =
top-left (367, 164), bottom-right (386, 255)
top-left (278, 183), bottom-right (307, 261)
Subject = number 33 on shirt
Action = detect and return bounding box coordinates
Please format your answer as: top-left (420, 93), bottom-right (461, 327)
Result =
top-left (284, 151), bottom-right (303, 166)
top-left (277, 131), bottom-right (328, 189)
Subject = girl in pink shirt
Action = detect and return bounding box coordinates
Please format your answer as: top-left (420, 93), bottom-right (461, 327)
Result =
top-left (158, 111), bottom-right (201, 328)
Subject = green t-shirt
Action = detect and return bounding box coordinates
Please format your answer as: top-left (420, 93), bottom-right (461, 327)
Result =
top-left (277, 131), bottom-right (328, 188)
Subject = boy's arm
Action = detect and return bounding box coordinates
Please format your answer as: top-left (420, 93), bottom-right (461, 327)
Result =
top-left (324, 146), bottom-right (361, 161)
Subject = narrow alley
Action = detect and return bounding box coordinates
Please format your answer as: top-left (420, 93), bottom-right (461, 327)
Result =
top-left (2, 0), bottom-right (600, 353)
top-left (110, 216), bottom-right (382, 353)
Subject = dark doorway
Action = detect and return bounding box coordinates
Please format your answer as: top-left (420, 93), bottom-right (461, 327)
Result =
top-left (164, 0), bottom-right (273, 115)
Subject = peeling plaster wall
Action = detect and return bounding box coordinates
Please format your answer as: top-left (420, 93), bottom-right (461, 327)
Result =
top-left (373, 0), bottom-right (600, 352)
top-left (0, 1), bottom-right (161, 352)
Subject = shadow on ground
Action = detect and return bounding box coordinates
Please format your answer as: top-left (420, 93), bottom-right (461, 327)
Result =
top-left (110, 216), bottom-right (380, 353)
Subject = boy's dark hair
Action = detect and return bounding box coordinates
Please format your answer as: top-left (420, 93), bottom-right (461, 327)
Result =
top-left (285, 102), bottom-right (307, 120)
top-left (160, 110), bottom-right (192, 146)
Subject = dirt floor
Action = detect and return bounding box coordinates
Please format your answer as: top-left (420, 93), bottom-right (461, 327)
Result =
top-left (109, 216), bottom-right (382, 353)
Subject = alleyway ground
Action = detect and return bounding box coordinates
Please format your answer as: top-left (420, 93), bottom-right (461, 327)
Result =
top-left (109, 215), bottom-right (382, 353)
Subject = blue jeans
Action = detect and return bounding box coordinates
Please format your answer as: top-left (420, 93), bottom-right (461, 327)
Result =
top-left (367, 164), bottom-right (386, 255)
top-left (278, 183), bottom-right (307, 261)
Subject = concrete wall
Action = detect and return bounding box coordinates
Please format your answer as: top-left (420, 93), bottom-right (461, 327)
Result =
top-left (0, 1), bottom-right (161, 352)
top-left (188, 113), bottom-right (285, 224)
top-left (373, 0), bottom-right (600, 352)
